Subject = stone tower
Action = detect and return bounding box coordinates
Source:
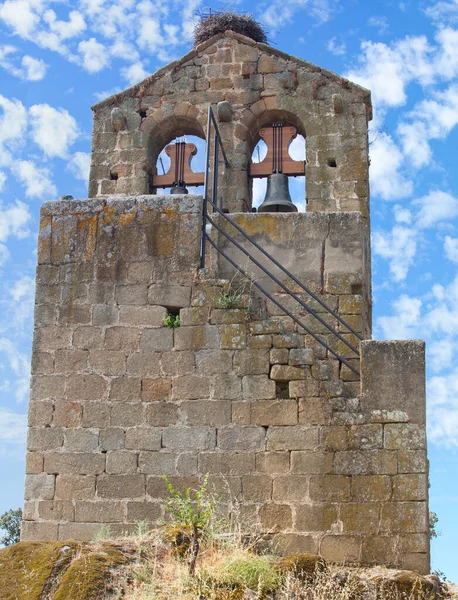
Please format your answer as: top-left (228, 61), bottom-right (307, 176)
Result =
top-left (22, 31), bottom-right (430, 573)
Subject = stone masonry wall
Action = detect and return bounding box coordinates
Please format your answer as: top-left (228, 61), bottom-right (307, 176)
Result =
top-left (89, 31), bottom-right (372, 216)
top-left (22, 194), bottom-right (428, 573)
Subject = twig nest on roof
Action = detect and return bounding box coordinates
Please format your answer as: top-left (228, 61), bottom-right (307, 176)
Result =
top-left (194, 12), bottom-right (267, 46)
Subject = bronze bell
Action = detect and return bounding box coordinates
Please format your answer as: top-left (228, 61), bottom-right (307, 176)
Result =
top-left (258, 173), bottom-right (298, 213)
top-left (170, 183), bottom-right (188, 194)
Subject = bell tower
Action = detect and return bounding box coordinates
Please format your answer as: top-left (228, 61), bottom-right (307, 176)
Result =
top-left (23, 25), bottom-right (429, 574)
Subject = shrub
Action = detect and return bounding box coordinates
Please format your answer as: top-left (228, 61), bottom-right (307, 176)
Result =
top-left (0, 508), bottom-right (22, 546)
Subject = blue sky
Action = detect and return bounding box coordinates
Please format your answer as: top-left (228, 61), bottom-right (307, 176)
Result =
top-left (0, 0), bottom-right (458, 580)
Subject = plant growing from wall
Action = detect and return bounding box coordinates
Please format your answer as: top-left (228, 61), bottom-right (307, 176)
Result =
top-left (163, 314), bottom-right (181, 328)
top-left (162, 474), bottom-right (217, 576)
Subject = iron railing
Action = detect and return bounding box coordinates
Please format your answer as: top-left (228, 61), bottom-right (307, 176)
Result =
top-left (200, 107), bottom-right (362, 377)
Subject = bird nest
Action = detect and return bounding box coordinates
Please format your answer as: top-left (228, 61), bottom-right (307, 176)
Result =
top-left (194, 11), bottom-right (268, 46)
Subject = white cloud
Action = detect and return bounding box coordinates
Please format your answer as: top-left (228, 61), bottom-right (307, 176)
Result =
top-left (9, 275), bottom-right (34, 303)
top-left (43, 9), bottom-right (86, 40)
top-left (444, 235), bottom-right (458, 261)
top-left (68, 151), bottom-right (91, 182)
top-left (29, 104), bottom-right (79, 158)
top-left (373, 226), bottom-right (417, 281)
top-left (21, 55), bottom-right (46, 80)
top-left (0, 94), bottom-right (27, 167)
top-left (368, 15), bottom-right (389, 34)
top-left (394, 204), bottom-right (412, 224)
top-left (377, 294), bottom-right (422, 339)
top-left (414, 190), bottom-right (458, 228)
top-left (121, 61), bottom-right (149, 85)
top-left (0, 0), bottom-right (43, 38)
top-left (0, 338), bottom-right (30, 403)
top-left (0, 244), bottom-right (9, 266)
top-left (426, 0), bottom-right (458, 23)
top-left (369, 133), bottom-right (413, 200)
top-left (0, 172), bottom-right (6, 192)
top-left (78, 37), bottom-right (109, 73)
top-left (0, 200), bottom-right (31, 242)
top-left (8, 275), bottom-right (35, 327)
top-left (0, 408), bottom-right (27, 444)
top-left (13, 160), bottom-right (57, 198)
top-left (327, 37), bottom-right (346, 56)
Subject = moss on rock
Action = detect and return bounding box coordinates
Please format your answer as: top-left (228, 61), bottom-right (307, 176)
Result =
top-left (0, 541), bottom-right (133, 600)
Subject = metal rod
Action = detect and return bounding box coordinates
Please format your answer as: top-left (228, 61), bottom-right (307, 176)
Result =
top-left (206, 198), bottom-right (363, 341)
top-left (212, 134), bottom-right (219, 210)
top-left (208, 108), bottom-right (229, 167)
top-left (207, 214), bottom-right (360, 356)
top-left (201, 107), bottom-right (212, 269)
top-left (205, 234), bottom-right (360, 377)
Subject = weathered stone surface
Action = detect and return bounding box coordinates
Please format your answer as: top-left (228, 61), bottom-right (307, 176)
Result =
top-left (162, 427), bottom-right (216, 451)
top-left (250, 399), bottom-right (298, 426)
top-left (97, 474), bottom-right (145, 498)
top-left (242, 375), bottom-right (276, 400)
top-left (267, 426), bottom-right (319, 451)
top-left (24, 474), bottom-right (55, 500)
top-left (218, 426), bottom-right (265, 452)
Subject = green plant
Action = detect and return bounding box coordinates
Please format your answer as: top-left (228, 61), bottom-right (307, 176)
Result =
top-left (0, 508), bottom-right (22, 545)
top-left (429, 511), bottom-right (439, 538)
top-left (217, 290), bottom-right (243, 309)
top-left (163, 474), bottom-right (218, 576)
top-left (163, 314), bottom-right (180, 328)
top-left (92, 524), bottom-right (112, 541)
top-left (135, 520), bottom-right (151, 539)
top-left (218, 551), bottom-right (281, 594)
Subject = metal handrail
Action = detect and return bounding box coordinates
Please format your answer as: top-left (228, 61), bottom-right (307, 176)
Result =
top-left (205, 234), bottom-right (360, 376)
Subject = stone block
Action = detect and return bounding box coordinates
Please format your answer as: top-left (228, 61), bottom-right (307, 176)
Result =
top-left (93, 305), bottom-right (119, 326)
top-left (351, 475), bottom-right (392, 501)
top-left (44, 453), bottom-right (105, 475)
top-left (21, 521), bottom-right (58, 541)
top-left (127, 352), bottom-right (161, 376)
top-left (234, 349), bottom-right (270, 376)
top-left (211, 373), bottom-right (241, 399)
top-left (105, 326), bottom-right (140, 350)
top-left (320, 535), bottom-right (361, 563)
top-left (54, 349), bottom-right (88, 373)
top-left (298, 398), bottom-right (332, 425)
top-left (111, 403), bottom-right (144, 427)
top-left (218, 426), bottom-right (265, 452)
top-left (89, 350), bottom-right (126, 375)
top-left (172, 375), bottom-right (210, 400)
top-left (27, 428), bottom-right (63, 451)
top-left (57, 522), bottom-right (100, 540)
top-left (348, 424), bottom-right (383, 450)
top-left (109, 376), bottom-right (142, 401)
top-left (361, 536), bottom-right (396, 565)
top-left (296, 504), bottom-right (338, 532)
top-left (309, 475), bottom-right (351, 501)
top-left (73, 326), bottom-right (104, 350)
top-left (220, 324), bottom-right (247, 349)
top-left (250, 399), bottom-right (298, 426)
top-left (232, 401), bottom-right (251, 425)
top-left (255, 452), bottom-right (290, 474)
top-left (180, 307), bottom-right (209, 326)
top-left (142, 378), bottom-right (172, 401)
top-left (380, 502), bottom-right (428, 534)
top-left (140, 327), bottom-right (174, 352)
top-left (249, 334), bottom-right (272, 349)
top-left (148, 284), bottom-right (191, 308)
top-left (291, 451), bottom-right (333, 474)
top-left (320, 426), bottom-right (348, 451)
top-left (75, 501), bottom-right (124, 522)
top-left (242, 375), bottom-right (276, 400)
top-left (138, 452), bottom-right (177, 475)
top-left (289, 349), bottom-right (314, 366)
top-left (175, 325), bottom-right (220, 350)
top-left (31, 350), bottom-right (54, 373)
top-left (273, 334), bottom-right (301, 349)
top-left (115, 284), bottom-right (148, 305)
top-left (400, 553), bottom-right (430, 574)
top-left (333, 450), bottom-right (397, 475)
top-left (126, 501), bottom-right (162, 523)
top-left (97, 474), bottom-right (145, 498)
top-left (55, 474), bottom-right (95, 500)
top-left (384, 424), bottom-right (426, 450)
top-left (181, 400), bottom-right (231, 426)
top-left (270, 348), bottom-right (289, 365)
top-left (82, 402), bottom-right (110, 427)
top-left (267, 426), bottom-right (319, 451)
top-left (259, 504), bottom-right (292, 532)
top-left (198, 452), bottom-right (255, 475)
top-left (35, 326), bottom-right (72, 351)
top-left (398, 450), bottom-right (428, 474)
top-left (242, 475), bottom-right (272, 502)
top-left (392, 474), bottom-right (428, 501)
top-left (64, 429), bottom-right (99, 452)
top-left (162, 427), bottom-right (216, 451)
top-left (106, 451), bottom-right (138, 474)
top-left (341, 502), bottom-right (381, 534)
top-left (195, 350), bottom-right (232, 375)
top-left (147, 475), bottom-right (200, 499)
top-left (53, 401), bottom-right (82, 428)
top-left (161, 351), bottom-right (195, 375)
top-left (145, 401), bottom-right (179, 426)
top-left (24, 474), bottom-right (55, 500)
top-left (99, 427), bottom-right (124, 451)
top-left (38, 500), bottom-right (74, 521)
top-left (289, 378), bottom-right (319, 398)
top-left (361, 340), bottom-right (426, 424)
top-left (272, 476), bottom-right (309, 502)
top-left (67, 373), bottom-right (107, 400)
top-left (26, 453), bottom-right (44, 474)
top-left (30, 375), bottom-right (66, 400)
top-left (120, 305), bottom-right (167, 326)
top-left (125, 427), bottom-right (161, 451)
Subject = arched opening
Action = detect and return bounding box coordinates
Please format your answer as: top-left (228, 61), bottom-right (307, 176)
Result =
top-left (143, 116), bottom-right (206, 195)
top-left (250, 128), bottom-right (306, 212)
